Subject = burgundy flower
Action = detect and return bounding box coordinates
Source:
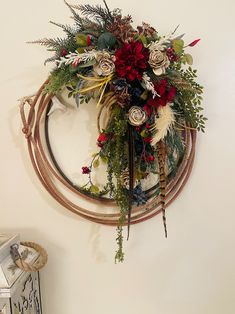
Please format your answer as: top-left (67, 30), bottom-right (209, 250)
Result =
top-left (114, 41), bottom-right (149, 81)
top-left (147, 80), bottom-right (176, 108)
top-left (82, 166), bottom-right (90, 174)
top-left (143, 104), bottom-right (152, 117)
top-left (143, 137), bottom-right (152, 143)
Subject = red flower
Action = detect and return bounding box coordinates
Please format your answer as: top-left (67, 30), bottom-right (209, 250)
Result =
top-left (143, 104), bottom-right (152, 117)
top-left (97, 133), bottom-right (108, 148)
top-left (146, 80), bottom-right (176, 108)
top-left (114, 41), bottom-right (149, 81)
top-left (144, 137), bottom-right (152, 143)
top-left (82, 166), bottom-right (90, 174)
top-left (146, 155), bottom-right (155, 162)
top-left (167, 86), bottom-right (176, 102)
top-left (97, 133), bottom-right (108, 142)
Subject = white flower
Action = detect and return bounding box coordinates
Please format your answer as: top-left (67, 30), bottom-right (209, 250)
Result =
top-left (93, 52), bottom-right (115, 76)
top-left (128, 106), bottom-right (147, 126)
top-left (148, 49), bottom-right (170, 76)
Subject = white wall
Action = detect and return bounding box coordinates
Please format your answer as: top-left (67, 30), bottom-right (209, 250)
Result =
top-left (1, 0), bottom-right (235, 313)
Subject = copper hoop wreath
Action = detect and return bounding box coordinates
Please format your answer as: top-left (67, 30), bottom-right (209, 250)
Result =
top-left (20, 79), bottom-right (196, 226)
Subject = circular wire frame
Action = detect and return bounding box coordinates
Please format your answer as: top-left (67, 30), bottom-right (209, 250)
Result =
top-left (20, 80), bottom-right (196, 226)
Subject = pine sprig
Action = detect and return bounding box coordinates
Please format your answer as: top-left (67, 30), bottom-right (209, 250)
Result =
top-left (74, 2), bottom-right (113, 25)
top-left (64, 0), bottom-right (85, 28)
top-left (49, 21), bottom-right (79, 37)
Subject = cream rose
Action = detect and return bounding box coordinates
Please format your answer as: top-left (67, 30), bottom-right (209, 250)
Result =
top-left (128, 106), bottom-right (147, 126)
top-left (148, 49), bottom-right (170, 76)
top-left (94, 52), bottom-right (115, 76)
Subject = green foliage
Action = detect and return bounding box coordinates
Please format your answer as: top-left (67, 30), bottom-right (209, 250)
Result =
top-left (184, 53), bottom-right (193, 65)
top-left (172, 39), bottom-right (184, 54)
top-left (44, 66), bottom-right (77, 94)
top-left (97, 32), bottom-right (117, 49)
top-left (100, 106), bottom-right (129, 262)
top-left (172, 67), bottom-right (206, 132)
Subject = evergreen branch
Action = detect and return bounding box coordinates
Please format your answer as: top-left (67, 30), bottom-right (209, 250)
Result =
top-left (102, 0), bottom-right (114, 22)
top-left (27, 38), bottom-right (62, 49)
top-left (75, 3), bottom-right (112, 24)
top-left (49, 21), bottom-right (79, 37)
top-left (44, 55), bottom-right (60, 65)
top-left (63, 0), bottom-right (85, 28)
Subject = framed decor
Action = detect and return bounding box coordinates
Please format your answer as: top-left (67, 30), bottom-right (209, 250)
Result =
top-left (20, 0), bottom-right (206, 262)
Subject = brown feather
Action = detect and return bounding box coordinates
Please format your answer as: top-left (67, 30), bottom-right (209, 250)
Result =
top-left (156, 140), bottom-right (168, 237)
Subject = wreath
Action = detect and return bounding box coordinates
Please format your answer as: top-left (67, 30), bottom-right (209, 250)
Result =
top-left (21, 0), bottom-right (206, 262)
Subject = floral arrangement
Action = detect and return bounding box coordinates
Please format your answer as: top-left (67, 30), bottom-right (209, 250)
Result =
top-left (31, 0), bottom-right (206, 262)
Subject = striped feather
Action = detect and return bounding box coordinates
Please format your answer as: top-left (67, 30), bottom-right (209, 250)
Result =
top-left (156, 140), bottom-right (167, 237)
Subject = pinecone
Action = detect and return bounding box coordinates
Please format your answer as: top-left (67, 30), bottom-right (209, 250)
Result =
top-left (107, 15), bottom-right (137, 42)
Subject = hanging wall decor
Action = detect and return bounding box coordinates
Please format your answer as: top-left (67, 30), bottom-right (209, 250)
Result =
top-left (20, 0), bottom-right (206, 262)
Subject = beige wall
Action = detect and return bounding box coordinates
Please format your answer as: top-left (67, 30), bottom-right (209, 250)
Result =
top-left (1, 0), bottom-right (235, 313)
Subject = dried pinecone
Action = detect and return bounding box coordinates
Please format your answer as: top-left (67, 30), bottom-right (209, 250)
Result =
top-left (137, 22), bottom-right (157, 38)
top-left (111, 79), bottom-right (131, 107)
top-left (107, 15), bottom-right (137, 42)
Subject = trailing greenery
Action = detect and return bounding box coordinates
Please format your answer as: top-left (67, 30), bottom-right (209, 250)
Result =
top-left (43, 66), bottom-right (77, 94)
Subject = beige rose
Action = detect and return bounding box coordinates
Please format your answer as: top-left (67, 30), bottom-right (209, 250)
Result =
top-left (148, 49), bottom-right (170, 76)
top-left (94, 52), bottom-right (115, 76)
top-left (128, 106), bottom-right (147, 126)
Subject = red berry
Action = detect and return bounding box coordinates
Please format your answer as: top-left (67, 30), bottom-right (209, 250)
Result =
top-left (61, 48), bottom-right (68, 56)
top-left (82, 166), bottom-right (90, 174)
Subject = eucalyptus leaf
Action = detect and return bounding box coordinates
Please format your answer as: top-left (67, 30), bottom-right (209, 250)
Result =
top-left (78, 59), bottom-right (97, 68)
top-left (185, 53), bottom-right (193, 65)
top-left (97, 32), bottom-right (116, 49)
top-left (172, 39), bottom-right (184, 54)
